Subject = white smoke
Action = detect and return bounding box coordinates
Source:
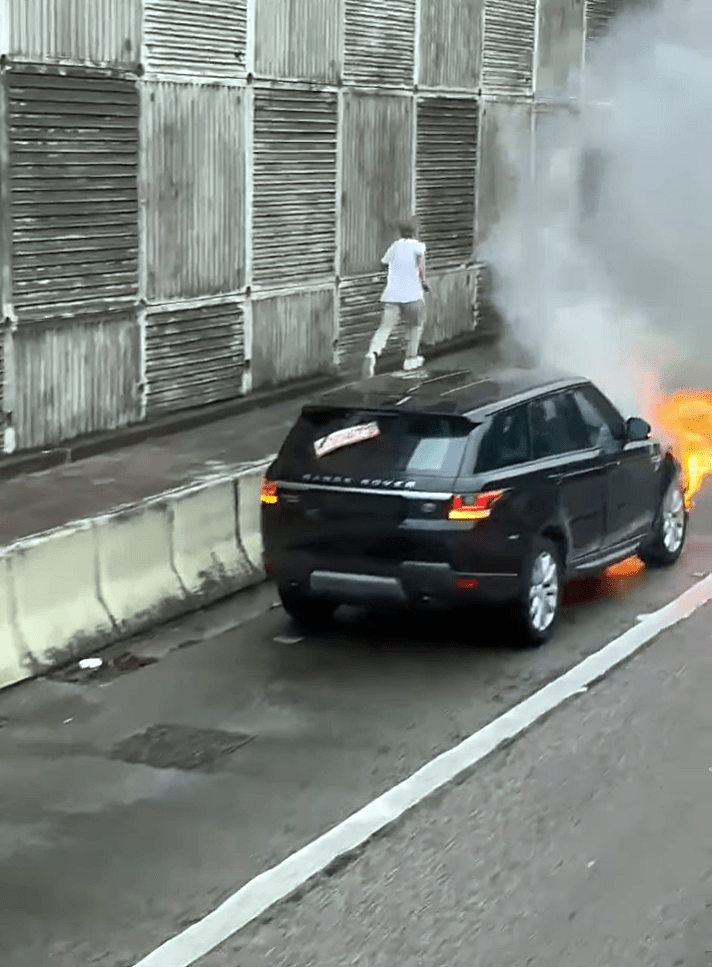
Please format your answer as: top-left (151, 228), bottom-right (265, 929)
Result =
top-left (483, 0), bottom-right (712, 420)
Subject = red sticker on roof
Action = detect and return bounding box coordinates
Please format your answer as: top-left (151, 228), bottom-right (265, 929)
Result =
top-left (313, 421), bottom-right (381, 458)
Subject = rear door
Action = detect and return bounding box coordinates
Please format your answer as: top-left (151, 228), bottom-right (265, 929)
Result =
top-left (528, 392), bottom-right (607, 562)
top-left (271, 406), bottom-right (471, 560)
top-left (572, 385), bottom-right (658, 546)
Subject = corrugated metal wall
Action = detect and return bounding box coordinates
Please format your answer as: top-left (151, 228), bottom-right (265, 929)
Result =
top-left (340, 92), bottom-right (413, 277)
top-left (253, 87), bottom-right (337, 287)
top-left (418, 0), bottom-right (483, 92)
top-left (143, 0), bottom-right (248, 78)
top-left (421, 268), bottom-right (477, 346)
top-left (416, 96), bottom-right (478, 272)
top-left (537, 0), bottom-right (585, 96)
top-left (13, 315), bottom-right (141, 449)
top-left (1, 0), bottom-right (578, 452)
top-left (476, 99), bottom-right (532, 250)
top-left (251, 288), bottom-right (335, 389)
top-left (8, 65), bottom-right (139, 321)
top-left (343, 0), bottom-right (416, 87)
top-left (145, 301), bottom-right (245, 416)
top-left (5, 0), bottom-right (142, 68)
top-left (585, 0), bottom-right (622, 44)
top-left (482, 0), bottom-right (538, 95)
top-left (254, 0), bottom-right (341, 83)
top-left (141, 81), bottom-right (246, 302)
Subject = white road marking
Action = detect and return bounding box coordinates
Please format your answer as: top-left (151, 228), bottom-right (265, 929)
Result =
top-left (133, 574), bottom-right (712, 967)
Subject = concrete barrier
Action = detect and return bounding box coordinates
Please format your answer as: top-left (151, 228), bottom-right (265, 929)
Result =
top-left (10, 524), bottom-right (115, 676)
top-left (238, 463), bottom-right (271, 576)
top-left (0, 555), bottom-right (24, 689)
top-left (0, 464), bottom-right (273, 692)
top-left (95, 502), bottom-right (188, 636)
top-left (170, 479), bottom-right (254, 603)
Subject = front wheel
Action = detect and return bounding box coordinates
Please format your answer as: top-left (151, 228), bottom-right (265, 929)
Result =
top-left (278, 586), bottom-right (336, 633)
top-left (639, 477), bottom-right (688, 568)
top-left (515, 539), bottom-right (563, 648)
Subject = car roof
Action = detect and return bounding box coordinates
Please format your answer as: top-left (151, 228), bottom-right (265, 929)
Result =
top-left (310, 364), bottom-right (589, 420)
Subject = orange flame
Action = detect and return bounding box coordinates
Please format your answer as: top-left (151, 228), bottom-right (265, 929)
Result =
top-left (650, 389), bottom-right (712, 509)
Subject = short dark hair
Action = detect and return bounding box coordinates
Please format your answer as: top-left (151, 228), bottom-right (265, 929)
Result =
top-left (398, 220), bottom-right (416, 238)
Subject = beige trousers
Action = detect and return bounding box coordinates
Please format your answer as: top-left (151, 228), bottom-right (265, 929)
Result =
top-left (368, 301), bottom-right (425, 361)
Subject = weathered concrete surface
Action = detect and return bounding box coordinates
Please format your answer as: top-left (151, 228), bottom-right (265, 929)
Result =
top-left (206, 597), bottom-right (712, 967)
top-left (0, 493), bottom-right (709, 967)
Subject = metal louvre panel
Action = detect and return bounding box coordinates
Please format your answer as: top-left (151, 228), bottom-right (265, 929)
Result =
top-left (143, 0), bottom-right (248, 77)
top-left (142, 81), bottom-right (246, 301)
top-left (482, 0), bottom-right (537, 95)
top-left (254, 0), bottom-right (341, 83)
top-left (253, 88), bottom-right (337, 286)
top-left (585, 0), bottom-right (622, 43)
top-left (474, 261), bottom-right (504, 338)
top-left (6, 0), bottom-right (142, 68)
top-left (418, 0), bottom-right (483, 92)
top-left (344, 0), bottom-right (416, 87)
top-left (0, 338), bottom-right (4, 428)
top-left (8, 66), bottom-right (139, 322)
top-left (416, 97), bottom-right (478, 272)
top-left (338, 275), bottom-right (407, 368)
top-left (145, 302), bottom-right (245, 415)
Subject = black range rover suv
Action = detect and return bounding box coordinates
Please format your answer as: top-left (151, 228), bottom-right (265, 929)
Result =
top-left (261, 366), bottom-right (688, 645)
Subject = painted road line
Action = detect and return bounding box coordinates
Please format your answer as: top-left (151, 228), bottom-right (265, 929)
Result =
top-left (132, 574), bottom-right (712, 967)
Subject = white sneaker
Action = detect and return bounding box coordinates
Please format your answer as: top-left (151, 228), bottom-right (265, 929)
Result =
top-left (403, 356), bottom-right (425, 372)
top-left (363, 352), bottom-right (376, 379)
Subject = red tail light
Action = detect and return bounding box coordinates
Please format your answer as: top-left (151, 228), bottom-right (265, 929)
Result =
top-left (260, 478), bottom-right (278, 505)
top-left (448, 489), bottom-right (505, 521)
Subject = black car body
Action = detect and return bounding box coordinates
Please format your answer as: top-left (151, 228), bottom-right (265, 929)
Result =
top-left (261, 365), bottom-right (687, 644)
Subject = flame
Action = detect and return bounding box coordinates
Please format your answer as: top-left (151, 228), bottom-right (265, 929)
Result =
top-left (604, 557), bottom-right (645, 579)
top-left (650, 389), bottom-right (712, 509)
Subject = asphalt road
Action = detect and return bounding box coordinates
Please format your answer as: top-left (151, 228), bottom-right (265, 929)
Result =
top-left (0, 491), bottom-right (711, 967)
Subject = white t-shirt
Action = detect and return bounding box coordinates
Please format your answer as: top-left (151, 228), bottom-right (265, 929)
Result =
top-left (380, 238), bottom-right (426, 304)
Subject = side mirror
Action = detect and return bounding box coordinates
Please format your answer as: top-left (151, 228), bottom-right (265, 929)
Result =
top-left (625, 416), bottom-right (651, 442)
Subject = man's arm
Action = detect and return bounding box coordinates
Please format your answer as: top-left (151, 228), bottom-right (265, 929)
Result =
top-left (417, 252), bottom-right (430, 292)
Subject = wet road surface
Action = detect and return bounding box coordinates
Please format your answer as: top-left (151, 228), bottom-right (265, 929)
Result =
top-left (0, 492), bottom-right (710, 966)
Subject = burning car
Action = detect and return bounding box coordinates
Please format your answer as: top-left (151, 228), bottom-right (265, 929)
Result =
top-left (261, 366), bottom-right (690, 646)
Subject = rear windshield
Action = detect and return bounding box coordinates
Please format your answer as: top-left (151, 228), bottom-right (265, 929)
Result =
top-left (279, 408), bottom-right (472, 477)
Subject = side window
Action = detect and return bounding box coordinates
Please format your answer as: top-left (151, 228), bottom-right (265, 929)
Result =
top-left (529, 393), bottom-right (590, 460)
top-left (571, 387), bottom-right (618, 449)
top-left (578, 385), bottom-right (626, 440)
top-left (476, 405), bottom-right (531, 473)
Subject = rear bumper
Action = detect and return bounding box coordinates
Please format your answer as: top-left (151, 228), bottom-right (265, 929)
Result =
top-left (267, 552), bottom-right (521, 608)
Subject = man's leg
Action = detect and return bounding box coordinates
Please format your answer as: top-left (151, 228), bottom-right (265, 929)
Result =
top-left (364, 303), bottom-right (398, 377)
top-left (403, 301), bottom-right (425, 370)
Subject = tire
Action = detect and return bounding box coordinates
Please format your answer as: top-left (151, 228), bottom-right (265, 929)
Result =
top-left (278, 586), bottom-right (337, 633)
top-left (639, 476), bottom-right (688, 568)
top-left (514, 538), bottom-right (563, 648)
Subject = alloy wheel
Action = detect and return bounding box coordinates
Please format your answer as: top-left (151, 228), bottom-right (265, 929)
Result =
top-left (529, 551), bottom-right (559, 633)
top-left (662, 484), bottom-right (686, 554)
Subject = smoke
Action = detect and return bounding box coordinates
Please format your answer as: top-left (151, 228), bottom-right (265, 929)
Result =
top-left (483, 0), bottom-right (712, 419)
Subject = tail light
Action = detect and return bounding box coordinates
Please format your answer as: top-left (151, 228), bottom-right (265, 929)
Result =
top-left (448, 489), bottom-right (505, 521)
top-left (260, 478), bottom-right (279, 505)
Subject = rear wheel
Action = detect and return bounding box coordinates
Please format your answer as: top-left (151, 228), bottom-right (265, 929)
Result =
top-left (278, 586), bottom-right (337, 633)
top-left (639, 477), bottom-right (687, 568)
top-left (515, 538), bottom-right (562, 648)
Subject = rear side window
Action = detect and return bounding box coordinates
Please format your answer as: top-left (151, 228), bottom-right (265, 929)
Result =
top-left (476, 405), bottom-right (531, 472)
top-left (529, 393), bottom-right (591, 459)
top-left (279, 408), bottom-right (472, 477)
